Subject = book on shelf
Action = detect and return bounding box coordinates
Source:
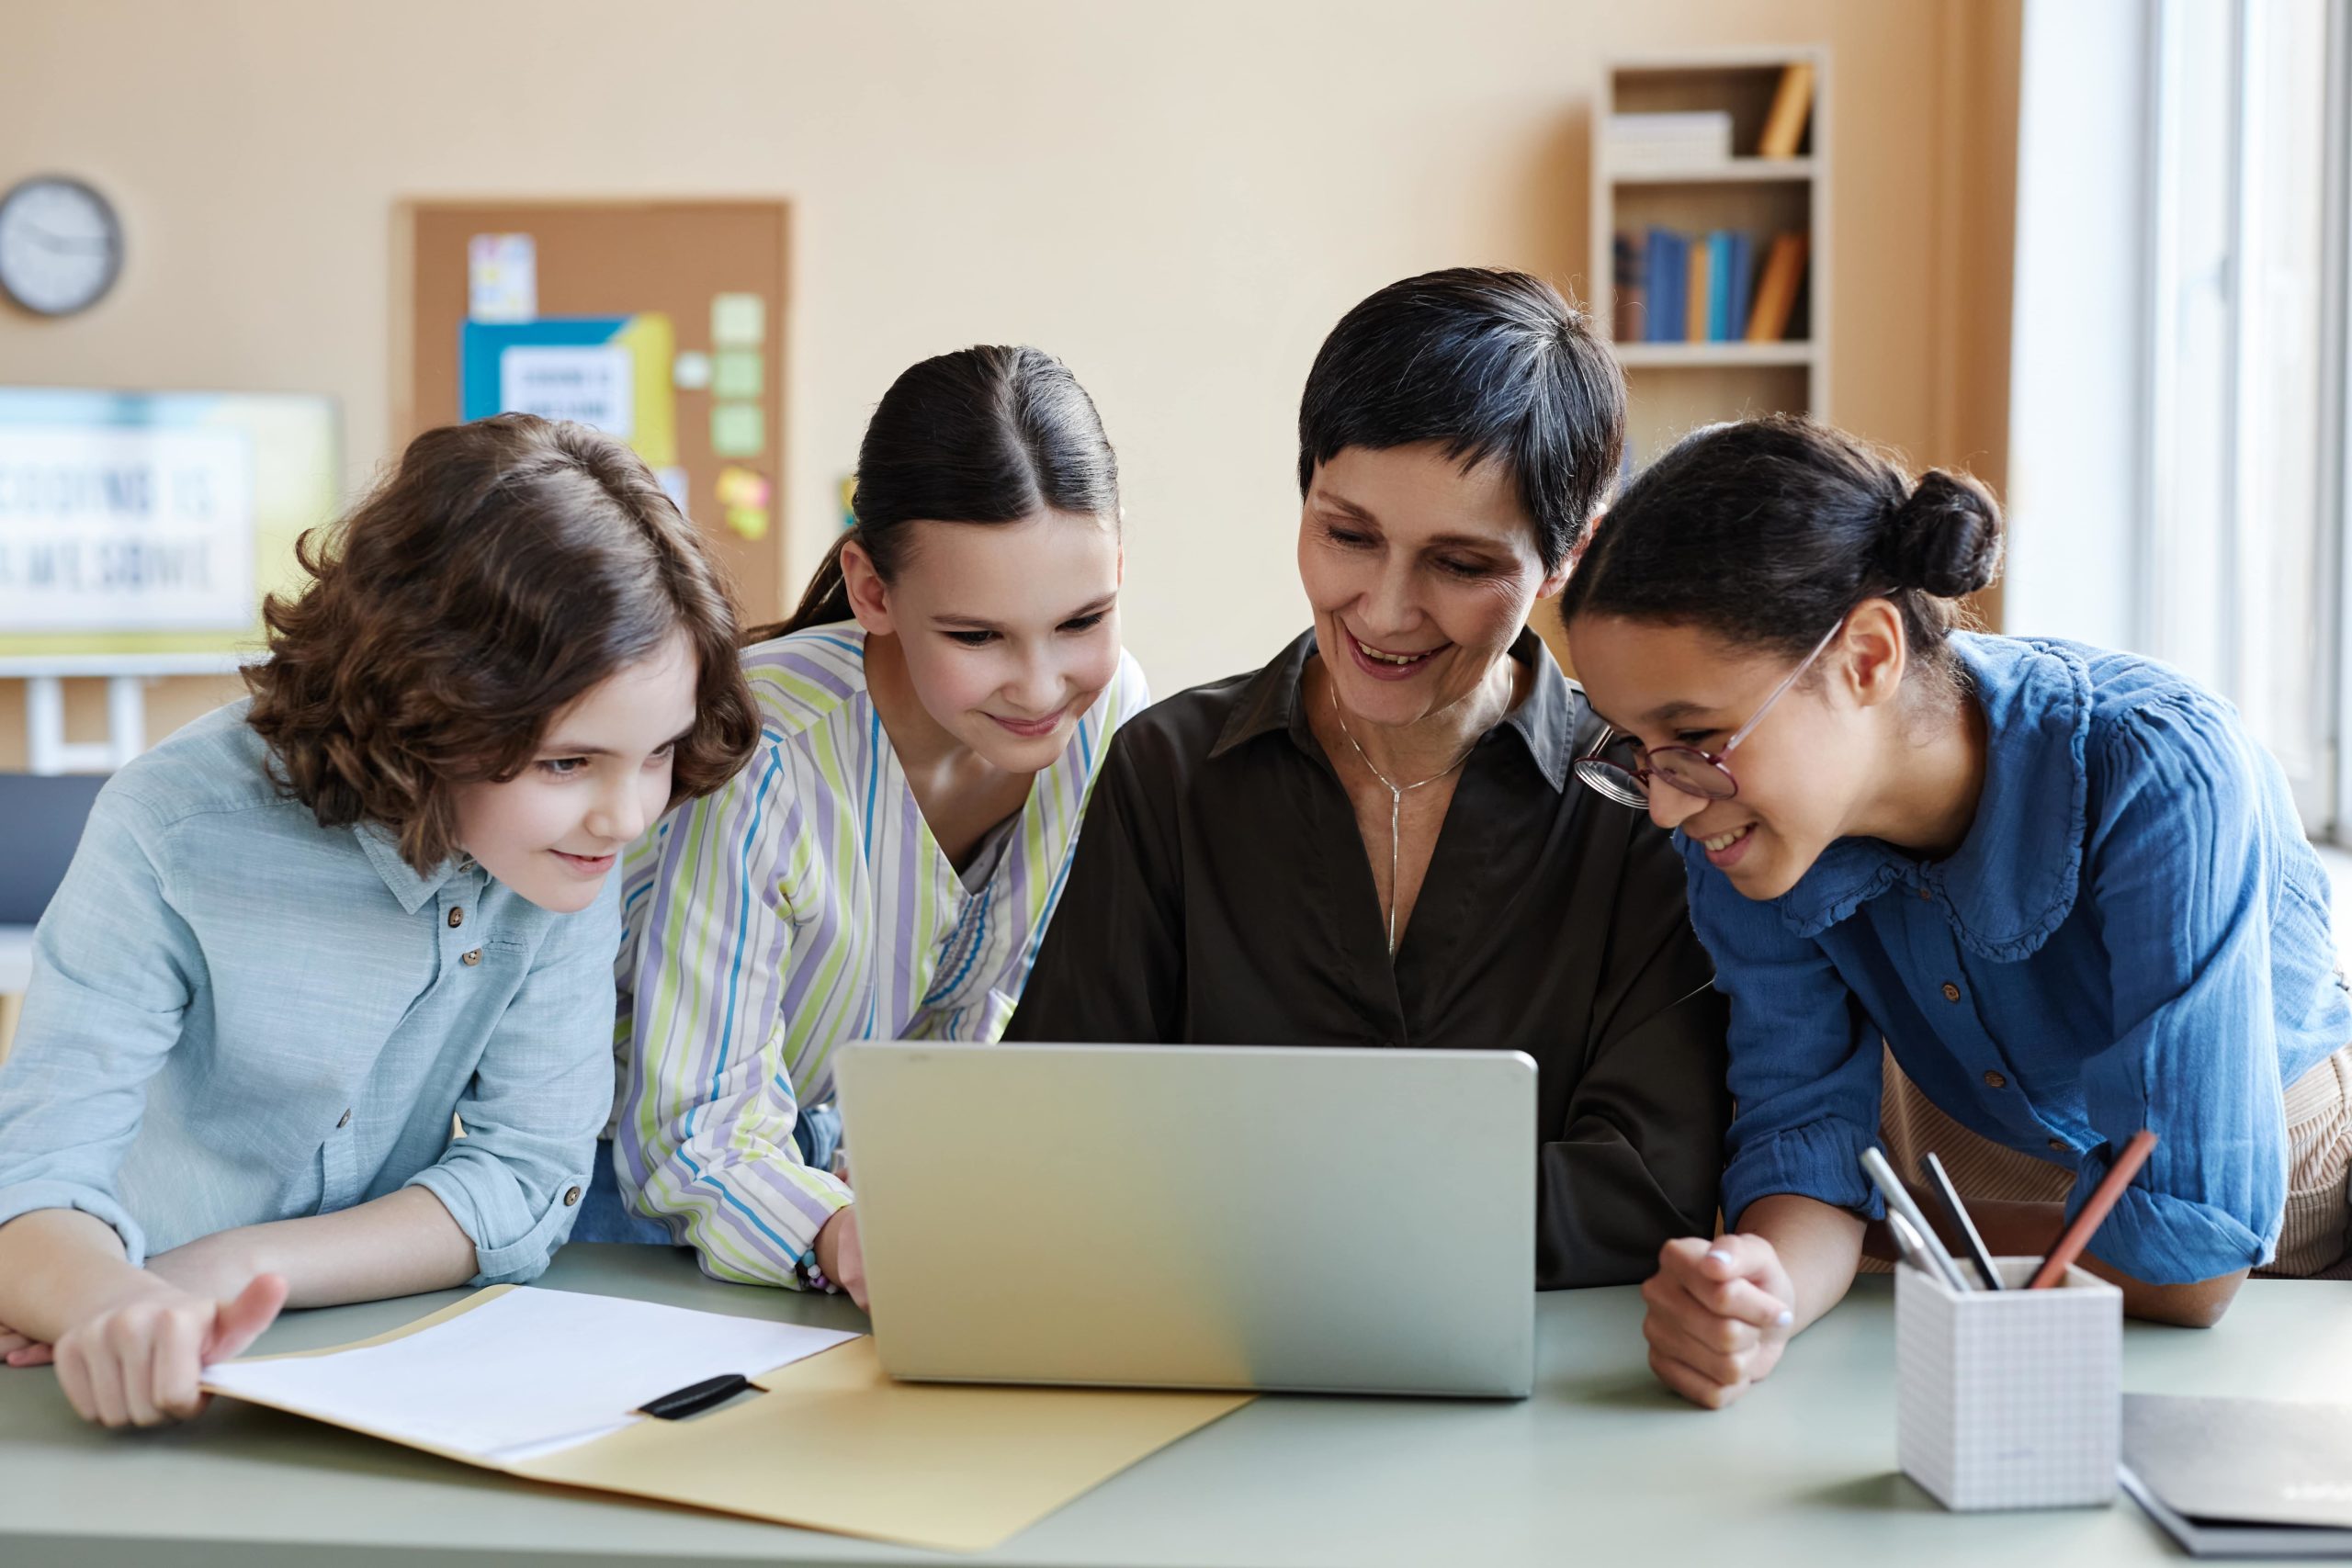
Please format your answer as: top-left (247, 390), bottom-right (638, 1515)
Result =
top-left (1619, 228), bottom-right (1773, 344)
top-left (1757, 62), bottom-right (1815, 158)
top-left (1685, 241), bottom-right (1711, 343)
top-left (1611, 231), bottom-right (1645, 342)
top-left (1605, 110), bottom-right (1733, 169)
top-left (1745, 231), bottom-right (1809, 342)
top-left (1641, 229), bottom-right (1687, 343)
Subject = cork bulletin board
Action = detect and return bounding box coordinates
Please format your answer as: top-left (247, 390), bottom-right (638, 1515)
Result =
top-left (401, 200), bottom-right (790, 623)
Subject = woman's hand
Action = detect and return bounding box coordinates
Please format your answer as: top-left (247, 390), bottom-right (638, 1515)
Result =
top-left (1641, 1235), bottom-right (1799, 1410)
top-left (813, 1205), bottom-right (868, 1309)
top-left (52, 1274), bottom-right (288, 1428)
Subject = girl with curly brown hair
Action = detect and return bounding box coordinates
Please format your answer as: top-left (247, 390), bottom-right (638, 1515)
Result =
top-left (0, 413), bottom-right (759, 1429)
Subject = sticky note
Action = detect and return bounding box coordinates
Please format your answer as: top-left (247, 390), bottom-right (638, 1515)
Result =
top-left (711, 293), bottom-right (765, 347)
top-left (714, 465), bottom-right (770, 510)
top-left (724, 504), bottom-right (771, 541)
top-left (672, 351), bottom-right (712, 391)
top-left (711, 401), bottom-right (764, 457)
top-left (712, 349), bottom-right (763, 400)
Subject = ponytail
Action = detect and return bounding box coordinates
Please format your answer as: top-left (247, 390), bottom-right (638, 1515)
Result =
top-left (744, 531), bottom-right (856, 646)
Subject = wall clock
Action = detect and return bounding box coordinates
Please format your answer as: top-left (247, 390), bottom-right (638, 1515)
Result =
top-left (0, 175), bottom-right (124, 317)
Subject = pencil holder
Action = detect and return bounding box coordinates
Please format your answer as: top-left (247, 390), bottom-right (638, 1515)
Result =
top-left (1893, 1257), bottom-right (2120, 1511)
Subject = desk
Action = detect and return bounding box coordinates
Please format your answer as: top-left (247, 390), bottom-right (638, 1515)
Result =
top-left (2, 1246), bottom-right (2346, 1566)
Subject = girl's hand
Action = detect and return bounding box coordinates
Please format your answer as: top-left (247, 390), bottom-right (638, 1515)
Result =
top-left (812, 1205), bottom-right (868, 1310)
top-left (52, 1274), bottom-right (288, 1428)
top-left (1641, 1235), bottom-right (1799, 1410)
top-left (0, 1321), bottom-right (53, 1368)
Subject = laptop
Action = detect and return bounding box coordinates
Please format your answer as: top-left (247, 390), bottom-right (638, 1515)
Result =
top-left (833, 1041), bottom-right (1536, 1398)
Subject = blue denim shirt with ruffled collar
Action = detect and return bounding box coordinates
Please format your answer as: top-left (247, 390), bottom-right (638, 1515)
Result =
top-left (1683, 633), bottom-right (2348, 1284)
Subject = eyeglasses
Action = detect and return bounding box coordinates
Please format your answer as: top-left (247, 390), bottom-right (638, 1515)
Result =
top-left (1572, 615), bottom-right (1847, 808)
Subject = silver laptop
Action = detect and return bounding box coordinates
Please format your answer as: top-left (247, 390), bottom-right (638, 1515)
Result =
top-left (833, 1042), bottom-right (1536, 1398)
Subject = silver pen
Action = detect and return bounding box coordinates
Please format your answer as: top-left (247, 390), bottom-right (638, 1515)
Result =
top-left (1860, 1146), bottom-right (1972, 1291)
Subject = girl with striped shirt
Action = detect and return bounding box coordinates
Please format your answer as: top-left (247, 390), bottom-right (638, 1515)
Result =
top-left (598, 346), bottom-right (1149, 1303)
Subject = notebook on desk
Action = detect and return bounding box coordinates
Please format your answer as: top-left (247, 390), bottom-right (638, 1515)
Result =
top-left (2120, 1393), bottom-right (2352, 1558)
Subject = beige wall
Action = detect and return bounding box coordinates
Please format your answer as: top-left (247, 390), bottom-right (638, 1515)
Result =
top-left (0, 0), bottom-right (2018, 767)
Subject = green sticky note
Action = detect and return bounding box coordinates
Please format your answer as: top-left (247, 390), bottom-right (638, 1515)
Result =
top-left (711, 293), bottom-right (765, 347)
top-left (711, 401), bottom-right (764, 457)
top-left (712, 348), bottom-right (763, 400)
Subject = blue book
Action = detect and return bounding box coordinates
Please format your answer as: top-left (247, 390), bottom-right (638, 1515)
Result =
top-left (1725, 231), bottom-right (1755, 340)
top-left (1707, 232), bottom-right (1733, 341)
top-left (1656, 230), bottom-right (1693, 343)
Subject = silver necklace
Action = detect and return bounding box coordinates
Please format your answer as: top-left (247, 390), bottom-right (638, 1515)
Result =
top-left (1328, 682), bottom-right (1480, 954)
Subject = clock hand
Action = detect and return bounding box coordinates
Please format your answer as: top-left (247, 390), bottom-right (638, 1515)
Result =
top-left (17, 229), bottom-right (112, 256)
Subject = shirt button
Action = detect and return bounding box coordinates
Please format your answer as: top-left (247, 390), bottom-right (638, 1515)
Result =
top-left (1940, 982), bottom-right (1962, 1002)
top-left (1918, 886), bottom-right (1932, 901)
top-left (2048, 1137), bottom-right (2066, 1153)
top-left (336, 1109), bottom-right (352, 1128)
top-left (448, 907), bottom-right (464, 929)
top-left (1983, 1070), bottom-right (2007, 1089)
top-left (462, 949), bottom-right (482, 966)
top-left (563, 1186), bottom-right (582, 1206)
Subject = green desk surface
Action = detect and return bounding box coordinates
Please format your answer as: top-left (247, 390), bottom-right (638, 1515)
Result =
top-left (2, 1245), bottom-right (2346, 1566)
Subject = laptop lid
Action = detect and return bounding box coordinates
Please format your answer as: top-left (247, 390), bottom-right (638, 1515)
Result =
top-left (835, 1042), bottom-right (1536, 1398)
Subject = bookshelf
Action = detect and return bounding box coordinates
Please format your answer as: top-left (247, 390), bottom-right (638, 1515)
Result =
top-left (1589, 49), bottom-right (1830, 464)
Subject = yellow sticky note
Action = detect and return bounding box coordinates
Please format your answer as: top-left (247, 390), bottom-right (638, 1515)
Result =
top-left (724, 504), bottom-right (771, 541)
top-left (711, 293), bottom-right (764, 347)
top-left (712, 349), bottom-right (763, 400)
top-left (711, 402), bottom-right (764, 458)
top-left (714, 465), bottom-right (771, 510)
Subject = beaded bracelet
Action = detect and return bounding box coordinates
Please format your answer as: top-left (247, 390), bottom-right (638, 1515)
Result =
top-left (798, 1247), bottom-right (841, 1296)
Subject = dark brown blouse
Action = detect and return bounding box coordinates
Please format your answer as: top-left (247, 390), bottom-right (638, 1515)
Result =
top-left (1005, 627), bottom-right (1732, 1287)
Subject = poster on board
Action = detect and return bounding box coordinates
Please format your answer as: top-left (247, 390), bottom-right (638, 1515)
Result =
top-left (460, 315), bottom-right (675, 468)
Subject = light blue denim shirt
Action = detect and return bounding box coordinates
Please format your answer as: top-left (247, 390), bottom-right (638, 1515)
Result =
top-left (1685, 634), bottom-right (2351, 1285)
top-left (0, 701), bottom-right (616, 1283)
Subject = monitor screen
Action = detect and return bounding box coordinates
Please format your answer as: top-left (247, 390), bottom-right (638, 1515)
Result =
top-left (0, 388), bottom-right (340, 657)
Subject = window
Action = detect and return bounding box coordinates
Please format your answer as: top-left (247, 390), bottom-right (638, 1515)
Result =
top-left (2143, 0), bottom-right (2340, 831)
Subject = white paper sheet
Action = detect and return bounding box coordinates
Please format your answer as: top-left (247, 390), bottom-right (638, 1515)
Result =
top-left (204, 1287), bottom-right (859, 1463)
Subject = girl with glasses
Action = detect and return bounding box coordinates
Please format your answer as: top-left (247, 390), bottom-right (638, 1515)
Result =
top-left (1559, 414), bottom-right (2352, 1410)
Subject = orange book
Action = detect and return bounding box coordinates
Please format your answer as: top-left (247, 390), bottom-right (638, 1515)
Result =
top-left (1744, 232), bottom-right (1809, 342)
top-left (1758, 62), bottom-right (1815, 158)
top-left (1685, 242), bottom-right (1711, 343)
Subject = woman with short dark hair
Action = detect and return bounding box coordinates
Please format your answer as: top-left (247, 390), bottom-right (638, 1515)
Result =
top-left (1006, 269), bottom-right (1732, 1289)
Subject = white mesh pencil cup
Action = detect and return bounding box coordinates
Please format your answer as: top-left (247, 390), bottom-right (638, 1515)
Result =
top-left (1894, 1258), bottom-right (2121, 1510)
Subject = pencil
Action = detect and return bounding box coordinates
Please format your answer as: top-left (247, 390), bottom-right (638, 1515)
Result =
top-left (2029, 1129), bottom-right (2158, 1289)
top-left (1920, 1152), bottom-right (2003, 1291)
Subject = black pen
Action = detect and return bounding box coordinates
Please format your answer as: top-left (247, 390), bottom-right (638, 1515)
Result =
top-left (1919, 1152), bottom-right (2003, 1292)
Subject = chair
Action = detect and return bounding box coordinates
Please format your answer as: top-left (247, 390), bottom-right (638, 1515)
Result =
top-left (0, 772), bottom-right (108, 1062)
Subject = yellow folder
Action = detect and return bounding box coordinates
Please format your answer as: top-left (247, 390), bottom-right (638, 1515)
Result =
top-left (203, 1285), bottom-right (1253, 1554)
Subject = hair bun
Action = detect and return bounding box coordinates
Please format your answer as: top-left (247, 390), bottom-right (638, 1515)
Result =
top-left (1877, 469), bottom-right (2003, 597)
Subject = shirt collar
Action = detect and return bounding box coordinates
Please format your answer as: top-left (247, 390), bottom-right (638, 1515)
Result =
top-left (355, 822), bottom-right (467, 915)
top-left (1207, 625), bottom-right (1579, 791)
top-left (1767, 634), bottom-right (2094, 960)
